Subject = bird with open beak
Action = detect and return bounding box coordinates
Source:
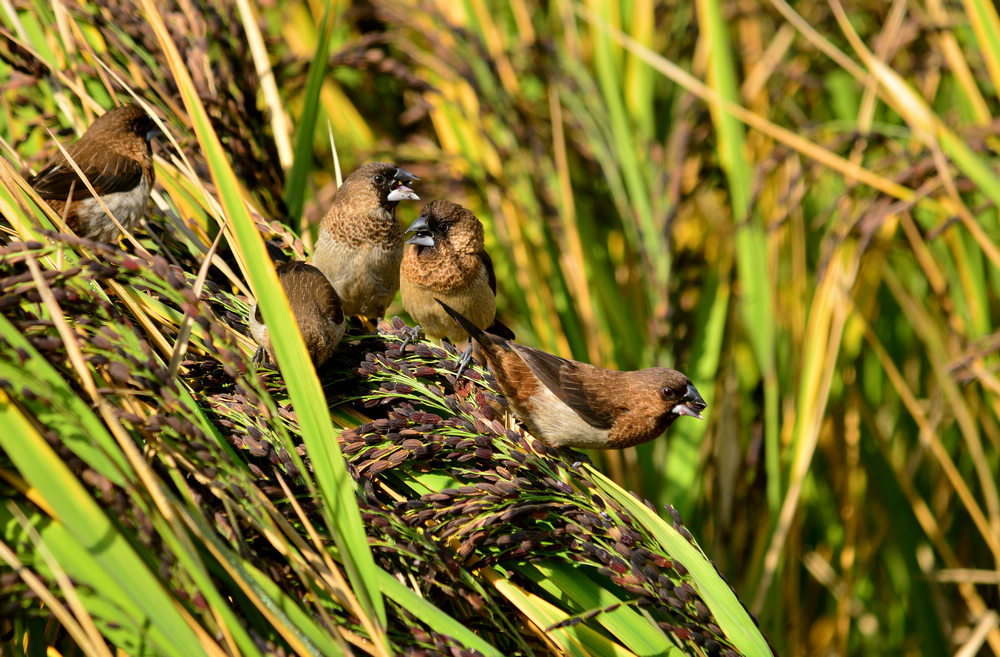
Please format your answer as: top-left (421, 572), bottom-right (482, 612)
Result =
top-left (437, 300), bottom-right (706, 449)
top-left (400, 199), bottom-right (514, 370)
top-left (312, 162), bottom-right (419, 322)
top-left (28, 104), bottom-right (160, 243)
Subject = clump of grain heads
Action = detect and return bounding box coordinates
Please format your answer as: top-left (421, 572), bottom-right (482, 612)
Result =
top-left (344, 321), bottom-right (747, 656)
top-left (0, 231), bottom-right (753, 655)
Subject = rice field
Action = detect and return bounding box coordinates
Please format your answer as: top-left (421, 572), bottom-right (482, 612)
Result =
top-left (2, 0), bottom-right (999, 655)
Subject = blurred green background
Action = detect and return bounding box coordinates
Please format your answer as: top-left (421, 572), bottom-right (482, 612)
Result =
top-left (3, 0), bottom-right (1000, 654)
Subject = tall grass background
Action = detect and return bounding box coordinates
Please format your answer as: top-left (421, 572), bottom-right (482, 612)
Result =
top-left (1, 0), bottom-right (999, 655)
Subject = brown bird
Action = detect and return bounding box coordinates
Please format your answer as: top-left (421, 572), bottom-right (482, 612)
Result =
top-left (249, 261), bottom-right (346, 367)
top-left (438, 300), bottom-right (706, 449)
top-left (28, 104), bottom-right (160, 242)
top-left (400, 199), bottom-right (514, 354)
top-left (312, 162), bottom-right (419, 320)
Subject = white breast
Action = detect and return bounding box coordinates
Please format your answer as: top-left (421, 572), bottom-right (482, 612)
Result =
top-left (520, 385), bottom-right (611, 449)
top-left (76, 175), bottom-right (152, 241)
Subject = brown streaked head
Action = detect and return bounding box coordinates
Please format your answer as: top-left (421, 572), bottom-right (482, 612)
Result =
top-left (330, 162), bottom-right (419, 214)
top-left (405, 199), bottom-right (485, 255)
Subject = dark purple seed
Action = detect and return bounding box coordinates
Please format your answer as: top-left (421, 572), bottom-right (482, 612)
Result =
top-left (106, 361), bottom-right (131, 383)
top-left (368, 461), bottom-right (394, 475)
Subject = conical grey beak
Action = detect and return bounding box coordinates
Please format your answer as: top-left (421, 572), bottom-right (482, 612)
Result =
top-left (672, 383), bottom-right (706, 419)
top-left (406, 215), bottom-right (429, 234)
top-left (393, 167), bottom-right (419, 183)
top-left (406, 233), bottom-right (435, 247)
top-left (405, 215), bottom-right (434, 246)
top-left (388, 167), bottom-right (419, 201)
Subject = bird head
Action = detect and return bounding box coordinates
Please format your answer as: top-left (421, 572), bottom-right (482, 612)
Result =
top-left (659, 374), bottom-right (706, 420)
top-left (337, 162), bottom-right (419, 212)
top-left (129, 112), bottom-right (162, 143)
top-left (405, 199), bottom-right (484, 253)
top-left (74, 104), bottom-right (160, 157)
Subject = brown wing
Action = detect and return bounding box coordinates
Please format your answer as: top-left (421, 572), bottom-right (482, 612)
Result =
top-left (478, 251), bottom-right (516, 339)
top-left (480, 250), bottom-right (499, 295)
top-left (510, 343), bottom-right (614, 430)
top-left (29, 150), bottom-right (144, 200)
top-left (276, 261), bottom-right (344, 325)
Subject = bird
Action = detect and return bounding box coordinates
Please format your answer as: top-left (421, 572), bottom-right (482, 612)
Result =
top-left (249, 260), bottom-right (346, 368)
top-left (400, 199), bottom-right (514, 365)
top-left (437, 300), bottom-right (706, 449)
top-left (312, 162), bottom-right (419, 321)
top-left (28, 104), bottom-right (160, 243)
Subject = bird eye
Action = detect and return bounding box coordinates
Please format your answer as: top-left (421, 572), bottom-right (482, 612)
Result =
top-left (661, 387), bottom-right (675, 400)
top-left (373, 174), bottom-right (386, 185)
top-left (132, 116), bottom-right (159, 140)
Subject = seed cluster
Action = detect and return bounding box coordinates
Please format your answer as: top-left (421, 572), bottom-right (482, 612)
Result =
top-left (343, 323), bottom-right (745, 656)
top-left (0, 233), bottom-right (750, 656)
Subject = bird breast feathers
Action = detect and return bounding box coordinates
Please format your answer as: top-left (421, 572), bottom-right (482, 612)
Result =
top-left (521, 384), bottom-right (614, 449)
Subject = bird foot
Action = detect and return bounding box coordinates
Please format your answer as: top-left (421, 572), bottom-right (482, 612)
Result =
top-left (251, 345), bottom-right (267, 367)
top-left (398, 324), bottom-right (422, 352)
top-left (454, 341), bottom-right (475, 381)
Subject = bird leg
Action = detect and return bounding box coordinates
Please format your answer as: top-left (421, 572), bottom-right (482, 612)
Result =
top-left (251, 345), bottom-right (267, 367)
top-left (454, 340), bottom-right (476, 381)
top-left (398, 324), bottom-right (422, 352)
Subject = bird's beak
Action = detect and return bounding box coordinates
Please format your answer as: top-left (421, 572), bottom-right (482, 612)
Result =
top-left (406, 215), bottom-right (429, 233)
top-left (388, 167), bottom-right (420, 202)
top-left (394, 167), bottom-right (419, 183)
top-left (388, 184), bottom-right (418, 202)
top-left (672, 383), bottom-right (706, 419)
top-left (405, 215), bottom-right (434, 246)
top-left (406, 233), bottom-right (435, 247)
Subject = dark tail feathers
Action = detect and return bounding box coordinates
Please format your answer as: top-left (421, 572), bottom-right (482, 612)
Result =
top-left (435, 299), bottom-right (515, 349)
top-left (436, 299), bottom-right (485, 341)
top-left (486, 318), bottom-right (515, 340)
